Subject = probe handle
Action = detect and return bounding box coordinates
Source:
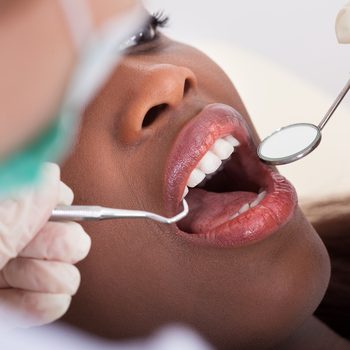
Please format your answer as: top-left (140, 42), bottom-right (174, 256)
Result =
top-left (51, 205), bottom-right (104, 221)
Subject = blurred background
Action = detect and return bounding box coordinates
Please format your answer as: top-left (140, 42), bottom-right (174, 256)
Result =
top-left (145, 0), bottom-right (350, 205)
top-left (144, 0), bottom-right (349, 102)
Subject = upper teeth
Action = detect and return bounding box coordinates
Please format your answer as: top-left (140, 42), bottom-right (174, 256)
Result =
top-left (182, 135), bottom-right (239, 198)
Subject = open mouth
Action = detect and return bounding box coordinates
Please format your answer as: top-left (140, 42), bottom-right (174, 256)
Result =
top-left (164, 103), bottom-right (297, 247)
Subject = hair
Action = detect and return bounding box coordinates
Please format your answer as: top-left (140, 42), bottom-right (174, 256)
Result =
top-left (303, 196), bottom-right (350, 339)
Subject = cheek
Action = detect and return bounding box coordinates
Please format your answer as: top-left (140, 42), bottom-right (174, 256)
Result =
top-left (61, 129), bottom-right (166, 220)
top-left (184, 48), bottom-right (243, 105)
top-left (61, 123), bottom-right (124, 205)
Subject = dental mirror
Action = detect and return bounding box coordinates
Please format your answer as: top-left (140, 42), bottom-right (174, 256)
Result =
top-left (258, 77), bottom-right (350, 165)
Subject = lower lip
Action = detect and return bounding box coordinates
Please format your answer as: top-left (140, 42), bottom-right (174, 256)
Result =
top-left (182, 170), bottom-right (297, 248)
top-left (165, 104), bottom-right (298, 248)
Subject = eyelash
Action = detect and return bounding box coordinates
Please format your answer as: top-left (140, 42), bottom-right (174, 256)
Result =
top-left (121, 12), bottom-right (169, 50)
top-left (150, 11), bottom-right (169, 30)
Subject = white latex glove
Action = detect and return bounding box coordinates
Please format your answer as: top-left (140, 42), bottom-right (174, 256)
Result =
top-left (336, 1), bottom-right (350, 43)
top-left (0, 325), bottom-right (212, 350)
top-left (0, 163), bottom-right (91, 329)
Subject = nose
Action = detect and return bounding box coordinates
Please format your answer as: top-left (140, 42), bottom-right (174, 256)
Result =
top-left (119, 62), bottom-right (197, 142)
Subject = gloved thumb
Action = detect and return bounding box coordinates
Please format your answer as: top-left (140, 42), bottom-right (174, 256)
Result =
top-left (336, 1), bottom-right (350, 43)
top-left (0, 290), bottom-right (71, 329)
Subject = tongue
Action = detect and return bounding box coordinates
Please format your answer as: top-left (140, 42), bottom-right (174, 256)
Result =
top-left (178, 188), bottom-right (257, 233)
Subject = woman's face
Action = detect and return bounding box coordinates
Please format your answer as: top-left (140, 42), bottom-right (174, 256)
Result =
top-left (62, 13), bottom-right (330, 350)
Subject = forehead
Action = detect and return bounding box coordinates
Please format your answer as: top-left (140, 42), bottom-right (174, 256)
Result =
top-left (121, 36), bottom-right (212, 72)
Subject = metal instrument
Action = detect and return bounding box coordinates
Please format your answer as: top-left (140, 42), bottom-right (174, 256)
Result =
top-left (258, 77), bottom-right (350, 165)
top-left (51, 199), bottom-right (189, 224)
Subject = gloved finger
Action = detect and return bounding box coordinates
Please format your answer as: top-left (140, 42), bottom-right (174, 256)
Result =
top-left (1, 258), bottom-right (80, 295)
top-left (0, 163), bottom-right (60, 269)
top-left (0, 270), bottom-right (8, 288)
top-left (19, 222), bottom-right (91, 264)
top-left (0, 290), bottom-right (71, 328)
top-left (58, 181), bottom-right (74, 205)
top-left (336, 1), bottom-right (350, 43)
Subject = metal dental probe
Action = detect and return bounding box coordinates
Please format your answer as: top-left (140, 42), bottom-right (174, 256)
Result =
top-left (50, 199), bottom-right (189, 224)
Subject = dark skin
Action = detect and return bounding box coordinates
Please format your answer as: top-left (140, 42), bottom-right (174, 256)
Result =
top-left (60, 15), bottom-right (348, 350)
top-left (304, 198), bottom-right (350, 340)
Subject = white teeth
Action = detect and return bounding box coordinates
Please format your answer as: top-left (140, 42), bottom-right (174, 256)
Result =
top-left (250, 191), bottom-right (267, 208)
top-left (184, 135), bottom-right (240, 190)
top-left (210, 138), bottom-right (235, 160)
top-left (257, 190), bottom-right (267, 201)
top-left (224, 135), bottom-right (240, 147)
top-left (250, 199), bottom-right (259, 208)
top-left (187, 168), bottom-right (206, 188)
top-left (229, 190), bottom-right (267, 220)
top-left (197, 151), bottom-right (222, 174)
top-left (182, 186), bottom-right (189, 199)
top-left (238, 203), bottom-right (250, 214)
top-left (229, 212), bottom-right (239, 220)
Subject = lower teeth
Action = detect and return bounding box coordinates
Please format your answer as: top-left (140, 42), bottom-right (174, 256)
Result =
top-left (229, 190), bottom-right (267, 220)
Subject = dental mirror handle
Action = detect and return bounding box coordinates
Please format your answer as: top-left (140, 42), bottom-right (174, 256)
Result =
top-left (318, 77), bottom-right (350, 130)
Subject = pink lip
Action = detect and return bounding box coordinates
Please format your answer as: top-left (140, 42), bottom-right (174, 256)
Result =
top-left (164, 103), bottom-right (297, 247)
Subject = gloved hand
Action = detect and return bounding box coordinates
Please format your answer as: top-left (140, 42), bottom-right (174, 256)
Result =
top-left (336, 1), bottom-right (350, 43)
top-left (0, 163), bottom-right (91, 329)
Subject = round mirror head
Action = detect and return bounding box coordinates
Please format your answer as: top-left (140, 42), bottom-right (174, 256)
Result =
top-left (257, 123), bottom-right (322, 165)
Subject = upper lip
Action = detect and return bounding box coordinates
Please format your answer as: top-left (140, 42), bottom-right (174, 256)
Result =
top-left (164, 103), bottom-right (254, 212)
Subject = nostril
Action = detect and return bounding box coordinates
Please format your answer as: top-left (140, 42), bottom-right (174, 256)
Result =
top-left (184, 78), bottom-right (191, 96)
top-left (142, 103), bottom-right (168, 128)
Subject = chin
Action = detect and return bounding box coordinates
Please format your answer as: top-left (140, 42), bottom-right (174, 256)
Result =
top-left (199, 209), bottom-right (331, 350)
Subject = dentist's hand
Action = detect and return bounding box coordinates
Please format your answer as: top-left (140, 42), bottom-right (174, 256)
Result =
top-left (0, 163), bottom-right (91, 329)
top-left (336, 1), bottom-right (350, 43)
